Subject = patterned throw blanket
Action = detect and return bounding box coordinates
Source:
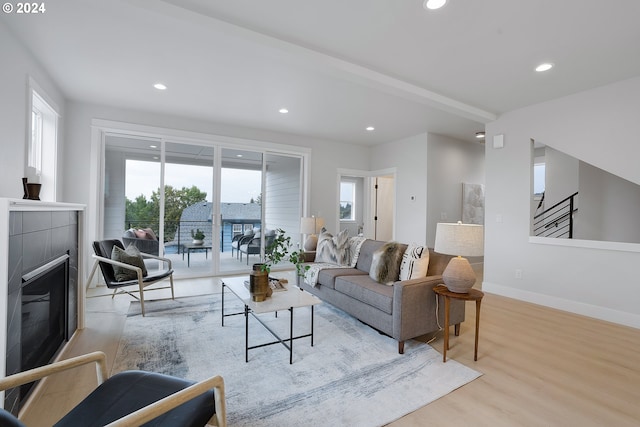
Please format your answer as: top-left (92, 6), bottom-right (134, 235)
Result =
top-left (304, 236), bottom-right (367, 287)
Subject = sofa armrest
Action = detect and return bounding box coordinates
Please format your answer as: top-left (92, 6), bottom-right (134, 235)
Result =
top-left (392, 276), bottom-right (465, 342)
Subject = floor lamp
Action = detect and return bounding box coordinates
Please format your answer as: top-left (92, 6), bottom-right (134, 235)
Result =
top-left (434, 221), bottom-right (484, 293)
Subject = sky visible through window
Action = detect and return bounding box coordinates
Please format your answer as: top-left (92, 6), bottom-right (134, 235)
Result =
top-left (125, 160), bottom-right (261, 203)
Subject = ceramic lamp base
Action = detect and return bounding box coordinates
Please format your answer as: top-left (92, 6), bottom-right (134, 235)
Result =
top-left (442, 256), bottom-right (476, 293)
top-left (303, 234), bottom-right (318, 252)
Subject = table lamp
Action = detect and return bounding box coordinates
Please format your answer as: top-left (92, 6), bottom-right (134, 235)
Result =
top-left (300, 216), bottom-right (325, 251)
top-left (434, 221), bottom-right (484, 293)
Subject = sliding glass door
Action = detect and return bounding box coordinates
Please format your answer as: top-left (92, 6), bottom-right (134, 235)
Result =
top-left (163, 141), bottom-right (214, 275)
top-left (102, 132), bottom-right (305, 278)
top-left (219, 148), bottom-right (263, 272)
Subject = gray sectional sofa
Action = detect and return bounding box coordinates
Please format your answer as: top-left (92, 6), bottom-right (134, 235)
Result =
top-left (298, 239), bottom-right (466, 354)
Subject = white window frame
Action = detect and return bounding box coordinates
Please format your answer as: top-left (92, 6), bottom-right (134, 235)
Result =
top-left (27, 77), bottom-right (59, 201)
top-left (340, 181), bottom-right (356, 221)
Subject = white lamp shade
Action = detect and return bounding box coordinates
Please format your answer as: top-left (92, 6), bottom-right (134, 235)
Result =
top-left (300, 216), bottom-right (325, 251)
top-left (300, 217), bottom-right (325, 235)
top-left (434, 222), bottom-right (484, 257)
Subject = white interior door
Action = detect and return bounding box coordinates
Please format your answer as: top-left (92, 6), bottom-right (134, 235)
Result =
top-left (373, 175), bottom-right (394, 241)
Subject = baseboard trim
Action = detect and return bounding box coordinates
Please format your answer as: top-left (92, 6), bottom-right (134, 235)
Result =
top-left (482, 281), bottom-right (640, 329)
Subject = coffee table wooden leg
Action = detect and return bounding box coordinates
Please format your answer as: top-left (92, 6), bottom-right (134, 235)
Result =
top-left (443, 296), bottom-right (450, 362)
top-left (474, 299), bottom-right (481, 361)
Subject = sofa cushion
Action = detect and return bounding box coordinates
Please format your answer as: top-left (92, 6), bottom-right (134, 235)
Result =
top-left (123, 229), bottom-right (136, 239)
top-left (317, 267), bottom-right (367, 289)
top-left (315, 229), bottom-right (350, 265)
top-left (334, 275), bottom-right (394, 314)
top-left (369, 241), bottom-right (405, 285)
top-left (142, 228), bottom-right (157, 240)
top-left (399, 243), bottom-right (430, 280)
top-left (354, 240), bottom-right (385, 272)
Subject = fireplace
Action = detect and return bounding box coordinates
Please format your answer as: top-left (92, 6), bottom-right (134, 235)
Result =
top-left (19, 254), bottom-right (70, 403)
top-left (1, 201), bottom-right (83, 416)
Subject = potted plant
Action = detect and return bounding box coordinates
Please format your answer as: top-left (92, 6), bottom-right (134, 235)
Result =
top-left (191, 229), bottom-right (205, 245)
top-left (260, 228), bottom-right (310, 277)
top-left (249, 229), bottom-right (310, 301)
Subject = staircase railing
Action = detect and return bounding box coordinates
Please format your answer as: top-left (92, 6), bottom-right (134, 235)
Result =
top-left (533, 192), bottom-right (578, 238)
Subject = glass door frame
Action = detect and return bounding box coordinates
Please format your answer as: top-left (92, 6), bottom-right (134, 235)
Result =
top-left (90, 119), bottom-right (312, 279)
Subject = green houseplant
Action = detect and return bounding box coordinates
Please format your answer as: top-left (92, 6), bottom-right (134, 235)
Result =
top-left (261, 228), bottom-right (310, 277)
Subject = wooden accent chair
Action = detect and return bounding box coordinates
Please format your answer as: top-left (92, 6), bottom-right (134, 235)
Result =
top-left (0, 351), bottom-right (226, 427)
top-left (87, 240), bottom-right (175, 316)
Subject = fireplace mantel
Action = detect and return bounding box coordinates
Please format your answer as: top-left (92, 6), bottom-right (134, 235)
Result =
top-left (0, 198), bottom-right (85, 413)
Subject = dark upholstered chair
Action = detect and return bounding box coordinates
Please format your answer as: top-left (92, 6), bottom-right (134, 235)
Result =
top-left (0, 351), bottom-right (226, 427)
top-left (230, 231), bottom-right (253, 258)
top-left (239, 230), bottom-right (276, 265)
top-left (122, 229), bottom-right (160, 256)
top-left (87, 240), bottom-right (174, 316)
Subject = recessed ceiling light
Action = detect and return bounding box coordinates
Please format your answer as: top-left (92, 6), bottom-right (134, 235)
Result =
top-left (366, 126), bottom-right (375, 131)
top-left (153, 83), bottom-right (167, 90)
top-left (535, 63), bottom-right (554, 72)
top-left (236, 154), bottom-right (243, 158)
top-left (149, 145), bottom-right (157, 149)
top-left (475, 131), bottom-right (485, 139)
top-left (424, 0), bottom-right (447, 10)
top-left (279, 108), bottom-right (289, 114)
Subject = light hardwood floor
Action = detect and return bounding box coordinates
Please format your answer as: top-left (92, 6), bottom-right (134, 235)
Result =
top-left (19, 274), bottom-right (640, 426)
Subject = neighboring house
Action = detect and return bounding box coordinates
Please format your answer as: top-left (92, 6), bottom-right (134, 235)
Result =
top-left (177, 202), bottom-right (261, 252)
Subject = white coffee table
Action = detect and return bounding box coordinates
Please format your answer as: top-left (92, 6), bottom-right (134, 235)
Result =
top-left (220, 276), bottom-right (322, 364)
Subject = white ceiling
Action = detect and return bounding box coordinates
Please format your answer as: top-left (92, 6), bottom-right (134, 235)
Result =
top-left (3, 0), bottom-right (640, 145)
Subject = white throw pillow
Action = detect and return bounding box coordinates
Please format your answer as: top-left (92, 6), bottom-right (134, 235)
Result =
top-left (399, 243), bottom-right (430, 280)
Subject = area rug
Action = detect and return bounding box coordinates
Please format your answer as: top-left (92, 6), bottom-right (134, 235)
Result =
top-left (112, 294), bottom-right (481, 427)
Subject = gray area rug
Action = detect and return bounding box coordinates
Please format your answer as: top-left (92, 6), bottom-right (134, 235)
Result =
top-left (112, 294), bottom-right (481, 426)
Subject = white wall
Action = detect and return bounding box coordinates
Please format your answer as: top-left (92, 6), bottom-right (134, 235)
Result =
top-left (544, 146), bottom-right (579, 208)
top-left (0, 22), bottom-right (65, 200)
top-left (485, 76), bottom-right (640, 328)
top-left (264, 154), bottom-right (302, 246)
top-left (426, 133), bottom-right (485, 247)
top-left (576, 161), bottom-right (640, 243)
top-left (63, 101), bottom-right (371, 253)
top-left (371, 134), bottom-right (428, 245)
top-left (370, 132), bottom-right (485, 247)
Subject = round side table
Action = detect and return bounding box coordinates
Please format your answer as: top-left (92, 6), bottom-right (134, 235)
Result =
top-left (433, 284), bottom-right (484, 363)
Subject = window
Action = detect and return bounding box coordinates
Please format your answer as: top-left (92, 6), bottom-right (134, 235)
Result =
top-left (28, 79), bottom-right (59, 201)
top-left (340, 181), bottom-right (355, 221)
top-left (29, 108), bottom-right (43, 173)
top-left (534, 162), bottom-right (545, 198)
top-left (232, 224), bottom-right (243, 234)
top-left (243, 224), bottom-right (254, 233)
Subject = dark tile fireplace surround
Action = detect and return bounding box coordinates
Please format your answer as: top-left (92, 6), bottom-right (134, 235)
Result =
top-left (5, 210), bottom-right (79, 414)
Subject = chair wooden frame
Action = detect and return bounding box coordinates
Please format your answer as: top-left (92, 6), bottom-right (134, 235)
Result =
top-left (0, 351), bottom-right (226, 427)
top-left (86, 242), bottom-right (175, 316)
